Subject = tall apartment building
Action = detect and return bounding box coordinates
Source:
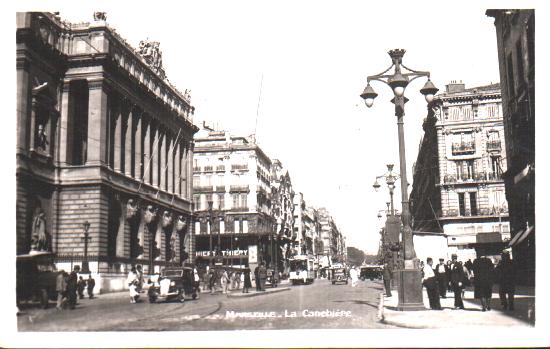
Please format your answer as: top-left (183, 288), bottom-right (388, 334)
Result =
top-left (16, 12), bottom-right (197, 291)
top-left (270, 159), bottom-right (295, 270)
top-left (192, 127), bottom-right (275, 272)
top-left (411, 82), bottom-right (510, 261)
top-left (316, 207), bottom-right (345, 264)
top-left (486, 9), bottom-right (535, 284)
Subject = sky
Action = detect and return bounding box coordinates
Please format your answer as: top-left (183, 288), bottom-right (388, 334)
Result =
top-left (49, 2), bottom-right (504, 255)
top-left (8, 1), bottom-right (543, 256)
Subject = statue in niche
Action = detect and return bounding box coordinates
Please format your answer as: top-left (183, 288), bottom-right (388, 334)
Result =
top-left (152, 240), bottom-right (161, 260)
top-left (175, 215), bottom-right (187, 232)
top-left (30, 207), bottom-right (49, 252)
top-left (35, 124), bottom-right (48, 151)
top-left (93, 12), bottom-right (107, 21)
top-left (126, 199), bottom-right (139, 219)
top-left (161, 211), bottom-right (172, 229)
top-left (144, 204), bottom-right (157, 224)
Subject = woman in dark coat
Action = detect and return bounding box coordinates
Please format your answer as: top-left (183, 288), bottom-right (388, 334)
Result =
top-left (472, 255), bottom-right (494, 311)
top-left (243, 268), bottom-right (252, 293)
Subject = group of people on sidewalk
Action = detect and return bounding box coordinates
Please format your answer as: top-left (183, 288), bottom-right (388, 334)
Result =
top-left (421, 250), bottom-right (516, 311)
top-left (204, 263), bottom-right (270, 294)
top-left (55, 265), bottom-right (96, 310)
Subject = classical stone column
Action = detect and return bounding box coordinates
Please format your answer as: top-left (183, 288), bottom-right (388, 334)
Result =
top-left (167, 133), bottom-right (174, 193)
top-left (87, 79), bottom-right (108, 165)
top-left (151, 123), bottom-right (159, 188)
top-left (133, 109), bottom-right (142, 180)
top-left (16, 60), bottom-right (30, 154)
top-left (124, 105), bottom-right (133, 177)
top-left (186, 141), bottom-right (192, 199)
top-left (29, 99), bottom-right (37, 151)
top-left (58, 81), bottom-right (70, 165)
top-left (160, 128), bottom-right (167, 191)
top-left (174, 140), bottom-right (181, 196)
top-left (142, 117), bottom-right (151, 185)
top-left (113, 103), bottom-right (122, 172)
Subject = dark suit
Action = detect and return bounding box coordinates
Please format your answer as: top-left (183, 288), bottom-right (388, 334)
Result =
top-left (450, 261), bottom-right (466, 309)
top-left (435, 263), bottom-right (448, 298)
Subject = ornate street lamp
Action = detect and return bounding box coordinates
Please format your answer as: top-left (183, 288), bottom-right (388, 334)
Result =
top-left (81, 220), bottom-right (92, 274)
top-left (360, 49), bottom-right (438, 311)
top-left (373, 164), bottom-right (400, 216)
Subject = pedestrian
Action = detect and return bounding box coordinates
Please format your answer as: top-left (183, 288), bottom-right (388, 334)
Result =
top-left (435, 258), bottom-right (448, 298)
top-left (472, 254), bottom-right (494, 311)
top-left (495, 250), bottom-right (516, 311)
top-left (422, 258), bottom-right (442, 310)
top-left (449, 254), bottom-right (467, 310)
top-left (382, 263), bottom-right (392, 297)
top-left (209, 268), bottom-right (217, 294)
top-left (243, 268), bottom-right (252, 293)
top-left (465, 259), bottom-right (474, 274)
top-left (127, 265), bottom-right (138, 303)
top-left (136, 264), bottom-right (144, 293)
top-left (349, 266), bottom-right (359, 287)
top-left (221, 269), bottom-right (229, 294)
top-left (254, 265), bottom-right (260, 291)
top-left (445, 260), bottom-right (453, 292)
top-left (235, 272), bottom-right (241, 290)
top-left (56, 270), bottom-right (67, 310)
top-left (193, 267), bottom-right (201, 296)
top-left (258, 262), bottom-right (268, 291)
top-left (77, 276), bottom-right (86, 299)
top-left (66, 265), bottom-right (79, 309)
top-left (87, 274), bottom-right (95, 299)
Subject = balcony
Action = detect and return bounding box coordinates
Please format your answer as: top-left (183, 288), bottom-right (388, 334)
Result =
top-left (194, 185), bottom-right (214, 192)
top-left (442, 171), bottom-right (503, 185)
top-left (230, 185), bottom-right (250, 193)
top-left (452, 141), bottom-right (476, 155)
top-left (203, 165), bottom-right (214, 172)
top-left (216, 165), bottom-right (225, 172)
top-left (193, 166), bottom-right (201, 172)
top-left (231, 164), bottom-right (248, 172)
top-left (486, 140), bottom-right (501, 152)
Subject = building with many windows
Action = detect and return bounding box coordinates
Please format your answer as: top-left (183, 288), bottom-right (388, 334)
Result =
top-left (411, 82), bottom-right (510, 261)
top-left (316, 207), bottom-right (345, 264)
top-left (486, 9), bottom-right (535, 284)
top-left (16, 12), bottom-right (197, 292)
top-left (192, 126), bottom-right (276, 272)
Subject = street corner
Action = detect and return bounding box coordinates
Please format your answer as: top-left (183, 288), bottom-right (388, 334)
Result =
top-left (227, 287), bottom-right (291, 298)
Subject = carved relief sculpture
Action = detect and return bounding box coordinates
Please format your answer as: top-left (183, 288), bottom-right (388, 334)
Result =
top-left (93, 12), bottom-right (107, 21)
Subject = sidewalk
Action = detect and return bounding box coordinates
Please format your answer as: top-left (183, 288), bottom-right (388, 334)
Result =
top-left (226, 279), bottom-right (291, 298)
top-left (380, 286), bottom-right (535, 329)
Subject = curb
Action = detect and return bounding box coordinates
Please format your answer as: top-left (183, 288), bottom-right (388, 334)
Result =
top-left (226, 287), bottom-right (291, 298)
top-left (377, 292), bottom-right (384, 322)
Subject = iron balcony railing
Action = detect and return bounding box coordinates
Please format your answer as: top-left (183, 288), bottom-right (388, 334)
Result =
top-left (451, 141), bottom-right (476, 155)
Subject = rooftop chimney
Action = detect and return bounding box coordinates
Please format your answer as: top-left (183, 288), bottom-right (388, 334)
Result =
top-left (445, 80), bottom-right (465, 93)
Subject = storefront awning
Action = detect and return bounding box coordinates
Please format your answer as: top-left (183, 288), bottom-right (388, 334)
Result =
top-left (508, 225), bottom-right (534, 247)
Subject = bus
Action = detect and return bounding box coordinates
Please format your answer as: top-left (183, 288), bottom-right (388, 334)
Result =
top-left (289, 255), bottom-right (315, 285)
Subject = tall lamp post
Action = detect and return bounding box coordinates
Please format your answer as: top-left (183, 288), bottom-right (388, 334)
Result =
top-left (81, 220), bottom-right (92, 274)
top-left (360, 48), bottom-right (438, 311)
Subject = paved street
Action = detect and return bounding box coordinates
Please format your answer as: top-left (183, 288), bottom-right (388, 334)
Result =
top-left (18, 279), bottom-right (395, 331)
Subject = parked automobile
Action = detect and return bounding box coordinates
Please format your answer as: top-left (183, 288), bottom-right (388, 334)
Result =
top-left (330, 266), bottom-right (348, 285)
top-left (359, 265), bottom-right (383, 281)
top-left (148, 266), bottom-right (199, 303)
top-left (16, 252), bottom-right (59, 309)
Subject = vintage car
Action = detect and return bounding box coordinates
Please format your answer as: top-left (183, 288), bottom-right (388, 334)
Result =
top-left (359, 265), bottom-right (383, 281)
top-left (330, 266), bottom-right (348, 285)
top-left (148, 266), bottom-right (199, 303)
top-left (16, 252), bottom-right (60, 309)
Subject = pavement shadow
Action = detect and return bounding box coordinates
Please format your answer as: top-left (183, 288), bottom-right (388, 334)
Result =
top-left (332, 299), bottom-right (378, 309)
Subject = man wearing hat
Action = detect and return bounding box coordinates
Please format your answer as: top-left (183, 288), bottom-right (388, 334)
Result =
top-left (449, 254), bottom-right (467, 309)
top-left (435, 258), bottom-right (448, 298)
top-left (495, 250), bottom-right (516, 310)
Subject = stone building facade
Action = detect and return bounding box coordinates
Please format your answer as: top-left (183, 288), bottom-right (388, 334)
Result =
top-left (316, 207), bottom-right (345, 264)
top-left (486, 9), bottom-right (535, 284)
top-left (192, 126), bottom-right (276, 272)
top-left (411, 81), bottom-right (510, 261)
top-left (16, 12), bottom-right (198, 292)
